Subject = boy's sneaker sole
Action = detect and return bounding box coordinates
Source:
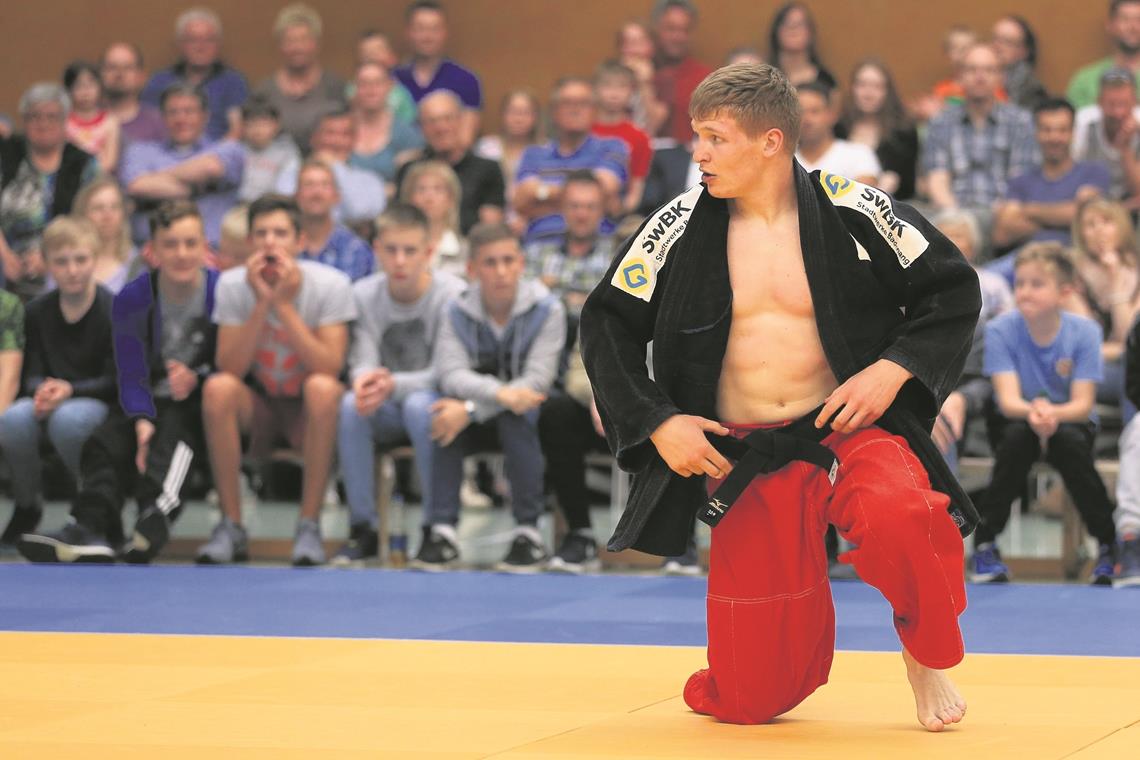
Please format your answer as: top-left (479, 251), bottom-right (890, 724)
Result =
top-left (407, 558), bottom-right (458, 572)
top-left (1113, 574), bottom-right (1140, 589)
top-left (122, 508), bottom-right (170, 565)
top-left (18, 535), bottom-right (115, 564)
top-left (547, 557), bottom-right (602, 575)
top-left (195, 552), bottom-right (250, 565)
top-left (494, 560), bottom-right (546, 574)
top-left (968, 570), bottom-right (1010, 583)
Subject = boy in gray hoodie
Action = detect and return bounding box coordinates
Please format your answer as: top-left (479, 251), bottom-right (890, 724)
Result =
top-left (418, 222), bottom-right (567, 572)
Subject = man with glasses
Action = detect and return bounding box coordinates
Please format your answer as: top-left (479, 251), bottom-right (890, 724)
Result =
top-left (514, 78), bottom-right (629, 245)
top-left (101, 43), bottom-right (166, 148)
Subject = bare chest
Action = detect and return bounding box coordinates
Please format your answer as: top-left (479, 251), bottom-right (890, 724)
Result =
top-left (726, 221), bottom-right (815, 319)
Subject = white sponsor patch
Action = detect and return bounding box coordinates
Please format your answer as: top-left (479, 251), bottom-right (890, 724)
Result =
top-left (611, 184), bottom-right (704, 302)
top-left (818, 172), bottom-right (929, 269)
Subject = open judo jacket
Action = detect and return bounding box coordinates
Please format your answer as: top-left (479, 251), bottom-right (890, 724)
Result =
top-left (579, 163), bottom-right (983, 556)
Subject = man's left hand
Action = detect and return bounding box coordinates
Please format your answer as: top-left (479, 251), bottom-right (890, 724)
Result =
top-left (815, 359), bottom-right (912, 434)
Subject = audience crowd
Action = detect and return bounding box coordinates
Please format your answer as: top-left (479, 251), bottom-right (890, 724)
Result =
top-left (1, 0), bottom-right (1140, 587)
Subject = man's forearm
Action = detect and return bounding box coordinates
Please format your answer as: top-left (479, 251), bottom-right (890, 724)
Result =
top-left (166, 153), bottom-right (226, 185)
top-left (1022, 201), bottom-right (1077, 229)
top-left (217, 305), bottom-right (270, 377)
top-left (128, 172), bottom-right (191, 199)
top-left (925, 170), bottom-right (957, 209)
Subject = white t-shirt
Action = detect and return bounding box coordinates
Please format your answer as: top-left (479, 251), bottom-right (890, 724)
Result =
top-left (796, 139), bottom-right (882, 180)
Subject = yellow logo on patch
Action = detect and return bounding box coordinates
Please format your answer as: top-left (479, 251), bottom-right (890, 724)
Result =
top-left (618, 257), bottom-right (651, 295)
top-left (820, 172), bottom-right (855, 199)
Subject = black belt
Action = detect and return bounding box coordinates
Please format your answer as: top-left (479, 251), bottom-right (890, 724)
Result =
top-left (699, 407), bottom-right (840, 528)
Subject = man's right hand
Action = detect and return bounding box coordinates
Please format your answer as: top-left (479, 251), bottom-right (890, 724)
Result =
top-left (245, 252), bottom-right (274, 302)
top-left (135, 418), bottom-right (156, 474)
top-left (649, 414), bottom-right (733, 479)
top-left (353, 369), bottom-right (394, 417)
top-left (495, 385), bottom-right (546, 415)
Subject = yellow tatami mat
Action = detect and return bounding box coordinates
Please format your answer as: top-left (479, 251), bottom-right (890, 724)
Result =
top-left (0, 632), bottom-right (1136, 759)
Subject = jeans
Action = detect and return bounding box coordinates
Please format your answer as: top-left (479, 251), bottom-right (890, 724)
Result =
top-left (337, 389), bottom-right (437, 529)
top-left (1117, 416), bottom-right (1140, 537)
top-left (0, 397), bottom-right (109, 507)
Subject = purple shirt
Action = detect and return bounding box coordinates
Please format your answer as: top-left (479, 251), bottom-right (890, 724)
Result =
top-left (1006, 161), bottom-right (1112, 244)
top-left (300, 225), bottom-right (375, 282)
top-left (141, 61), bottom-right (249, 141)
top-left (120, 138), bottom-right (245, 247)
top-left (119, 105), bottom-right (166, 147)
top-left (393, 59), bottom-right (482, 109)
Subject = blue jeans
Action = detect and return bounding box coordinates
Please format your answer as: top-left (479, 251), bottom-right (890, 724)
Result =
top-left (427, 409), bottom-right (544, 528)
top-left (337, 389), bottom-right (437, 529)
top-left (0, 397), bottom-right (109, 507)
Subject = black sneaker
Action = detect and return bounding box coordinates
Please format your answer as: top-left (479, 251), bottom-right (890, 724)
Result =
top-left (1, 504), bottom-right (43, 547)
top-left (331, 523), bottom-right (380, 567)
top-left (18, 520), bottom-right (115, 564)
top-left (547, 531), bottom-right (600, 574)
top-left (122, 505), bottom-right (170, 565)
top-left (409, 525), bottom-right (460, 571)
top-left (495, 526), bottom-right (549, 574)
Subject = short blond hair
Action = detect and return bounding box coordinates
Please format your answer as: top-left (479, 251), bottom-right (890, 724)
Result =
top-left (273, 3), bottom-right (322, 39)
top-left (1015, 241), bottom-right (1076, 285)
top-left (220, 204), bottom-right (249, 244)
top-left (689, 62), bottom-right (800, 150)
top-left (41, 216), bottom-right (99, 259)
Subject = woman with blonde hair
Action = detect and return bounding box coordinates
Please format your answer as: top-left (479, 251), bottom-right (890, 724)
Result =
top-left (400, 160), bottom-right (465, 277)
top-left (72, 175), bottom-right (141, 293)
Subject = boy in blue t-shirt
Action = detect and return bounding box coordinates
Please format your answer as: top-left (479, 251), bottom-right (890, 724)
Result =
top-left (975, 242), bottom-right (1117, 584)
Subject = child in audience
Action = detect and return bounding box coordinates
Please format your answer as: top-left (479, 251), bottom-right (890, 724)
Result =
top-left (334, 203), bottom-right (465, 563)
top-left (0, 217), bottom-right (114, 551)
top-left (974, 242), bottom-right (1117, 585)
top-left (216, 205), bottom-right (251, 271)
top-left (198, 195), bottom-right (356, 567)
top-left (592, 61), bottom-right (652, 214)
top-left (415, 222), bottom-right (566, 572)
top-left (63, 60), bottom-right (120, 172)
top-left (19, 201), bottom-right (218, 564)
top-left (238, 98), bottom-right (300, 202)
top-left (400, 160), bottom-right (466, 278)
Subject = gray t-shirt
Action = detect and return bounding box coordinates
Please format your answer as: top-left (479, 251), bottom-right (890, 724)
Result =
top-left (349, 270), bottom-right (465, 400)
top-left (239, 134), bottom-right (301, 202)
top-left (154, 279), bottom-right (208, 398)
top-left (214, 259), bottom-right (357, 396)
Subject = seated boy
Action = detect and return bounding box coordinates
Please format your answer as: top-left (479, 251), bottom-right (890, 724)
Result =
top-left (335, 203), bottom-right (464, 563)
top-left (198, 194), bottom-right (356, 566)
top-left (973, 242), bottom-right (1117, 584)
top-left (238, 97), bottom-right (300, 202)
top-left (415, 222), bottom-right (566, 572)
top-left (19, 201), bottom-right (218, 563)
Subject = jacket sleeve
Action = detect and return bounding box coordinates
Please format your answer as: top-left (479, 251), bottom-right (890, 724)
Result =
top-left (579, 203), bottom-right (686, 472)
top-left (836, 180), bottom-right (982, 411)
top-left (434, 305), bottom-right (505, 421)
top-left (112, 279), bottom-right (157, 420)
top-left (509, 297), bottom-right (566, 395)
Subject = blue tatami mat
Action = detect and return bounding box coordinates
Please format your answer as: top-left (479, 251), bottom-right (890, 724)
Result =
top-left (0, 564), bottom-right (1136, 657)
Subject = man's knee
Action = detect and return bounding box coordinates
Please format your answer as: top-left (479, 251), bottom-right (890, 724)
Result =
top-left (203, 372), bottom-right (246, 415)
top-left (303, 373), bottom-right (344, 413)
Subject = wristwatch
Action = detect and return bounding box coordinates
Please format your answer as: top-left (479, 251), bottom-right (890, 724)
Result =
top-left (464, 399), bottom-right (476, 417)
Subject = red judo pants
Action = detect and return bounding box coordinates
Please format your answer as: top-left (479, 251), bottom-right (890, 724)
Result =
top-left (684, 423), bottom-right (967, 725)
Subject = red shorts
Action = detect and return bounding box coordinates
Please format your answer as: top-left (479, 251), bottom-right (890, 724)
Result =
top-left (684, 424), bottom-right (966, 724)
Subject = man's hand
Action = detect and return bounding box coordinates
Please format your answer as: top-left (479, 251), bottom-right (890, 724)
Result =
top-left (166, 360), bottom-right (199, 401)
top-left (246, 252), bottom-right (275, 302)
top-left (353, 369), bottom-right (394, 417)
top-left (932, 390), bottom-right (967, 455)
top-left (1027, 398), bottom-right (1059, 440)
top-left (815, 359), bottom-right (912, 433)
top-left (649, 414), bottom-right (732, 479)
top-left (135, 418), bottom-right (156, 474)
top-left (589, 398), bottom-right (605, 438)
top-left (33, 378), bottom-right (72, 419)
top-left (495, 385), bottom-right (546, 415)
top-left (430, 397), bottom-right (471, 446)
top-left (270, 255), bottom-right (302, 305)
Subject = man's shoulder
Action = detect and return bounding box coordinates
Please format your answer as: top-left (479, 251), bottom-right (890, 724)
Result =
top-left (440, 59), bottom-right (480, 84)
top-left (1070, 58), bottom-right (1114, 85)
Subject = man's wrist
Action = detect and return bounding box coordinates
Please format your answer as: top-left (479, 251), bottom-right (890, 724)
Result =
top-left (464, 399), bottom-right (477, 418)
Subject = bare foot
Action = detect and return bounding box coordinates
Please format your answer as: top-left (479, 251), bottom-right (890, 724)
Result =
top-left (902, 648), bottom-right (967, 732)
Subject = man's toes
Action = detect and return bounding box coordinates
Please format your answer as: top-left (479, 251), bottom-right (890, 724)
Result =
top-left (922, 715), bottom-right (946, 732)
top-left (956, 699), bottom-right (968, 715)
top-left (944, 705), bottom-right (964, 724)
top-left (937, 706), bottom-right (960, 726)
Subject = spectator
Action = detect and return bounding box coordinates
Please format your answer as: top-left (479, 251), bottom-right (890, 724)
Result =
top-left (931, 210), bottom-right (1013, 476)
top-left (400, 160), bottom-right (465, 277)
top-left (835, 58), bottom-right (919, 198)
top-left (524, 171), bottom-right (614, 316)
top-left (1072, 68), bottom-right (1140, 202)
top-left (593, 62), bottom-right (653, 214)
top-left (652, 0), bottom-right (712, 143)
top-left (101, 43), bottom-right (166, 148)
top-left (638, 137), bottom-right (698, 215)
top-left (121, 83), bottom-right (244, 249)
top-left (198, 195), bottom-right (356, 566)
top-left (474, 90), bottom-right (542, 210)
top-left (295, 159), bottom-right (375, 281)
top-left (349, 62), bottom-right (424, 191)
top-left (63, 60), bottom-right (120, 173)
top-left (0, 83), bottom-right (98, 300)
top-left (238, 97), bottom-right (300, 202)
top-left (795, 83), bottom-right (881, 185)
top-left (216, 204), bottom-right (249, 270)
top-left (73, 176), bottom-right (143, 293)
top-left (396, 91), bottom-right (505, 233)
top-left (992, 15), bottom-right (1049, 110)
top-left (394, 0), bottom-right (483, 147)
top-left (1116, 316), bottom-right (1140, 585)
top-left (0, 292), bottom-right (25, 549)
top-left (355, 29), bottom-right (418, 126)
top-left (614, 20), bottom-right (668, 136)
top-left (909, 26), bottom-right (983, 123)
top-left (922, 43), bottom-right (1037, 220)
top-left (334, 203), bottom-right (465, 564)
top-left (18, 201), bottom-right (218, 564)
top-left (0, 217), bottom-right (114, 551)
top-left (1067, 0), bottom-right (1140, 109)
top-left (275, 109), bottom-right (386, 227)
top-left (974, 242), bottom-right (1117, 585)
top-left (767, 2), bottom-right (836, 90)
top-left (993, 98), bottom-right (1110, 251)
top-left (140, 7), bottom-right (248, 142)
top-left (254, 3), bottom-right (346, 152)
top-left (514, 78), bottom-right (628, 244)
top-left (415, 222), bottom-right (566, 571)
